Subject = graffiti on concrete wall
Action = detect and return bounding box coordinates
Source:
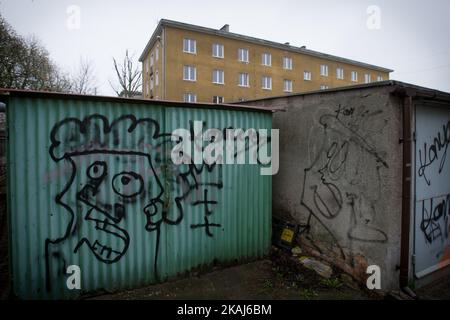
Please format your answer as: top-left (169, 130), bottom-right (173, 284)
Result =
top-left (45, 114), bottom-right (226, 291)
top-left (301, 104), bottom-right (389, 258)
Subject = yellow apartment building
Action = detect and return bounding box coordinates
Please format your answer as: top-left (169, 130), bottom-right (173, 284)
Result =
top-left (139, 19), bottom-right (393, 103)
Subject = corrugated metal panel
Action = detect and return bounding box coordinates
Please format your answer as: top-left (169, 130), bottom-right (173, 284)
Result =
top-left (5, 94), bottom-right (272, 299)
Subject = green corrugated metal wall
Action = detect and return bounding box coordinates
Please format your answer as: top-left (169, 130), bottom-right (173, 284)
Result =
top-left (5, 95), bottom-right (272, 299)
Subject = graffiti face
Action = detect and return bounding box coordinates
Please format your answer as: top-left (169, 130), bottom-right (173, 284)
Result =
top-left (45, 114), bottom-right (224, 292)
top-left (68, 153), bottom-right (164, 263)
top-left (300, 104), bottom-right (389, 259)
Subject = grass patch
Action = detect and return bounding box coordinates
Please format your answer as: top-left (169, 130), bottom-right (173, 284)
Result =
top-left (301, 288), bottom-right (318, 300)
top-left (320, 278), bottom-right (343, 289)
top-left (263, 279), bottom-right (274, 289)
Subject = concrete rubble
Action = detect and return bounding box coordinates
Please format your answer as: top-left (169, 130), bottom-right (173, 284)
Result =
top-left (291, 246), bottom-right (302, 257)
top-left (298, 256), bottom-right (333, 279)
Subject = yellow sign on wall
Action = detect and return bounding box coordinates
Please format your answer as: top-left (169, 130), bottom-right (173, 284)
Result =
top-left (281, 228), bottom-right (294, 243)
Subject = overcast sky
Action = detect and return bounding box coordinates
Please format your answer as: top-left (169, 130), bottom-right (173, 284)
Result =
top-left (1, 0), bottom-right (449, 95)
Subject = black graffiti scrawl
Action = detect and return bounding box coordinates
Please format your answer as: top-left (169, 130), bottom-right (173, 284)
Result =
top-left (420, 194), bottom-right (450, 245)
top-left (45, 114), bottom-right (185, 291)
top-left (300, 104), bottom-right (389, 259)
top-left (417, 120), bottom-right (450, 186)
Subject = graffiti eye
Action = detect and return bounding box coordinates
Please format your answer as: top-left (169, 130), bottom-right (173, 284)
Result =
top-left (87, 161), bottom-right (107, 180)
top-left (112, 172), bottom-right (144, 198)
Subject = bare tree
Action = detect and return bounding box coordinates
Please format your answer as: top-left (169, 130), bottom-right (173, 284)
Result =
top-left (47, 66), bottom-right (73, 93)
top-left (71, 57), bottom-right (97, 95)
top-left (110, 50), bottom-right (142, 97)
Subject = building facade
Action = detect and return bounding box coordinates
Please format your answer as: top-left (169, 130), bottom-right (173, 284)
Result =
top-left (140, 19), bottom-right (393, 103)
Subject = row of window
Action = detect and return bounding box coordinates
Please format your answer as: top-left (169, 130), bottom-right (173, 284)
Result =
top-left (184, 87), bottom-right (342, 103)
top-left (182, 80), bottom-right (335, 104)
top-left (182, 86), bottom-right (337, 103)
top-left (318, 65), bottom-right (381, 82)
top-left (146, 70), bottom-right (160, 95)
top-left (182, 65), bottom-right (380, 90)
top-left (146, 43), bottom-right (160, 72)
top-left (183, 94), bottom-right (225, 103)
top-left (145, 42), bottom-right (159, 96)
top-left (184, 38), bottom-right (296, 68)
top-left (182, 38), bottom-right (384, 81)
top-left (185, 38), bottom-right (295, 69)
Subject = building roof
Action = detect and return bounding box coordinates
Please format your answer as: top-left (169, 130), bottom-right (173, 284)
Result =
top-left (139, 19), bottom-right (394, 73)
top-left (237, 80), bottom-right (450, 104)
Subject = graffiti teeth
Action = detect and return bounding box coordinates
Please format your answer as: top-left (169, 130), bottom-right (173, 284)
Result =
top-left (95, 220), bottom-right (106, 230)
top-left (92, 240), bottom-right (122, 261)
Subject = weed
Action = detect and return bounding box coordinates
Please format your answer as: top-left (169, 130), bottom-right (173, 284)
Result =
top-left (301, 288), bottom-right (318, 300)
top-left (263, 279), bottom-right (274, 289)
top-left (320, 278), bottom-right (343, 289)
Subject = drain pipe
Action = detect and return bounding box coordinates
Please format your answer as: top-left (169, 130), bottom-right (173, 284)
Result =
top-left (400, 94), bottom-right (413, 289)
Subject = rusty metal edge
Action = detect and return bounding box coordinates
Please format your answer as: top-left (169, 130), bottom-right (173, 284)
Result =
top-left (400, 95), bottom-right (413, 289)
top-left (237, 80), bottom-right (450, 105)
top-left (0, 88), bottom-right (283, 113)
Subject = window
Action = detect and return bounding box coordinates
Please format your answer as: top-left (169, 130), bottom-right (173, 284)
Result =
top-left (283, 79), bottom-right (293, 92)
top-left (155, 70), bottom-right (159, 86)
top-left (261, 53), bottom-right (271, 66)
top-left (183, 38), bottom-right (196, 54)
top-left (238, 73), bottom-right (249, 87)
top-left (320, 85), bottom-right (329, 90)
top-left (320, 65), bottom-right (328, 76)
top-left (145, 59), bottom-right (149, 73)
top-left (156, 44), bottom-right (159, 61)
top-left (364, 73), bottom-right (371, 83)
top-left (261, 76), bottom-right (272, 90)
top-left (183, 93), bottom-right (197, 103)
top-left (377, 75), bottom-right (383, 81)
top-left (283, 57), bottom-right (293, 70)
top-left (238, 48), bottom-right (249, 62)
top-left (213, 96), bottom-right (224, 104)
top-left (304, 71), bottom-right (312, 81)
top-left (150, 53), bottom-right (154, 67)
top-left (336, 67), bottom-right (344, 80)
top-left (351, 71), bottom-right (358, 82)
top-left (150, 76), bottom-right (154, 90)
top-left (183, 65), bottom-right (196, 81)
top-left (212, 43), bottom-right (224, 58)
top-left (212, 69), bottom-right (224, 84)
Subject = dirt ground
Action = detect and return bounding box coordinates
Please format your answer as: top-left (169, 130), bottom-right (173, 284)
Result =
top-left (91, 249), bottom-right (379, 300)
top-left (1, 245), bottom-right (449, 300)
top-left (0, 194), bottom-right (9, 300)
top-left (416, 275), bottom-right (450, 300)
